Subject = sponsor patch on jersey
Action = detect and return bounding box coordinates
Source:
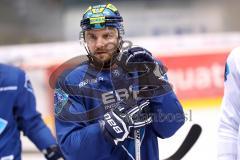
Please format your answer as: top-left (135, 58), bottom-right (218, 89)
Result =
top-left (54, 89), bottom-right (69, 115)
top-left (79, 77), bottom-right (103, 87)
top-left (112, 69), bottom-right (120, 77)
top-left (0, 118), bottom-right (8, 135)
top-left (224, 63), bottom-right (230, 81)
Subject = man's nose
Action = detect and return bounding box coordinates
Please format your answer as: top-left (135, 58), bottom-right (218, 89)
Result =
top-left (95, 37), bottom-right (105, 48)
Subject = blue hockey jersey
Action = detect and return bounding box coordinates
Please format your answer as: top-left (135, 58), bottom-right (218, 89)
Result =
top-left (0, 64), bottom-right (57, 160)
top-left (55, 62), bottom-right (185, 160)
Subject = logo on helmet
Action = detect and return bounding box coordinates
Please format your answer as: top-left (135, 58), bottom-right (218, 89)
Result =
top-left (80, 3), bottom-right (124, 32)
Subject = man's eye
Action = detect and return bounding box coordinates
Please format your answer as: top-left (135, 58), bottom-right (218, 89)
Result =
top-left (104, 34), bottom-right (113, 39)
top-left (87, 35), bottom-right (96, 40)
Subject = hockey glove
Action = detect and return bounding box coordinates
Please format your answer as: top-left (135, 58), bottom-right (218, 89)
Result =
top-left (99, 100), bottom-right (152, 145)
top-left (117, 47), bottom-right (155, 72)
top-left (42, 145), bottom-right (64, 160)
top-left (117, 46), bottom-right (158, 75)
top-left (119, 47), bottom-right (172, 98)
top-left (125, 47), bottom-right (154, 64)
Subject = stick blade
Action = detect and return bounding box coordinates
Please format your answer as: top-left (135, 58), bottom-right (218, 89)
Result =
top-left (163, 124), bottom-right (202, 160)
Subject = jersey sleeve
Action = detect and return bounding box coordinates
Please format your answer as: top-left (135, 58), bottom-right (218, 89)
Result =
top-left (147, 60), bottom-right (185, 138)
top-left (14, 70), bottom-right (56, 150)
top-left (54, 90), bottom-right (116, 160)
top-left (218, 48), bottom-right (240, 159)
top-left (150, 90), bottom-right (185, 138)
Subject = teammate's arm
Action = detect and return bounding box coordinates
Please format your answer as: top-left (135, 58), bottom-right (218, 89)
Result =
top-left (218, 49), bottom-right (240, 159)
top-left (150, 91), bottom-right (185, 138)
top-left (14, 70), bottom-right (63, 159)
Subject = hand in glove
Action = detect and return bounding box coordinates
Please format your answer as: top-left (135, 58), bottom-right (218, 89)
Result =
top-left (124, 47), bottom-right (154, 64)
top-left (42, 145), bottom-right (64, 160)
top-left (99, 100), bottom-right (152, 145)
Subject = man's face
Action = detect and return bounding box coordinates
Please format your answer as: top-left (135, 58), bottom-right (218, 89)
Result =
top-left (85, 27), bottom-right (119, 63)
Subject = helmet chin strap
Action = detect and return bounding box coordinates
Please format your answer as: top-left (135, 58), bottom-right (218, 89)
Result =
top-left (83, 36), bottom-right (123, 69)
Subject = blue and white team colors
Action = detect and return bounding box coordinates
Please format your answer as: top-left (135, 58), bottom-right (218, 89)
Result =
top-left (55, 62), bottom-right (185, 160)
top-left (0, 64), bottom-right (57, 160)
top-left (218, 47), bottom-right (240, 160)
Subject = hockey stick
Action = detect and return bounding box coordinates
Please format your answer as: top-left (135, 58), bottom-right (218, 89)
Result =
top-left (163, 124), bottom-right (202, 160)
top-left (114, 91), bottom-right (142, 160)
top-left (134, 129), bottom-right (141, 160)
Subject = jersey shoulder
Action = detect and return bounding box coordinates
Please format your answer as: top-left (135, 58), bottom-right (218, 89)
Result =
top-left (227, 47), bottom-right (240, 73)
top-left (228, 47), bottom-right (240, 62)
top-left (64, 63), bottom-right (89, 85)
top-left (0, 63), bottom-right (25, 86)
top-left (224, 47), bottom-right (240, 81)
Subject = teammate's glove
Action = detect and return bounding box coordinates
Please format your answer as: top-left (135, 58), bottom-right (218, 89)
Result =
top-left (42, 145), bottom-right (64, 160)
top-left (99, 100), bottom-right (152, 145)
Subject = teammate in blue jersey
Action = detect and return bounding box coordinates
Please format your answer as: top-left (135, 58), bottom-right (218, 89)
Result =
top-left (0, 64), bottom-right (64, 160)
top-left (54, 3), bottom-right (185, 160)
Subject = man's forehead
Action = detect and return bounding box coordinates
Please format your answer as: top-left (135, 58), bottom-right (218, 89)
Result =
top-left (85, 27), bottom-right (117, 35)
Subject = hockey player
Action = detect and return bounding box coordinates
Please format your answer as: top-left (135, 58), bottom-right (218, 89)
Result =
top-left (0, 63), bottom-right (64, 160)
top-left (218, 47), bottom-right (240, 160)
top-left (54, 3), bottom-right (185, 160)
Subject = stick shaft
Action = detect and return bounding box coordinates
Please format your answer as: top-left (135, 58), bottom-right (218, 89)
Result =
top-left (134, 129), bottom-right (141, 160)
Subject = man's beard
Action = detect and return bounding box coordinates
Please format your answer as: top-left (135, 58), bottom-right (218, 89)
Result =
top-left (89, 49), bottom-right (120, 69)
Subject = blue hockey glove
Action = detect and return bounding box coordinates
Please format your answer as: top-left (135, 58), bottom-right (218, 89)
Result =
top-left (99, 100), bottom-right (152, 145)
top-left (42, 145), bottom-right (64, 160)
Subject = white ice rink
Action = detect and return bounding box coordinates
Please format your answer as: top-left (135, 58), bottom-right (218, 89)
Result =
top-left (22, 107), bottom-right (220, 160)
top-left (159, 107), bottom-right (220, 160)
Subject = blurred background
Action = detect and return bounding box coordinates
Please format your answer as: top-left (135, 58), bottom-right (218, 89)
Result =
top-left (0, 0), bottom-right (240, 159)
top-left (1, 0), bottom-right (240, 44)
